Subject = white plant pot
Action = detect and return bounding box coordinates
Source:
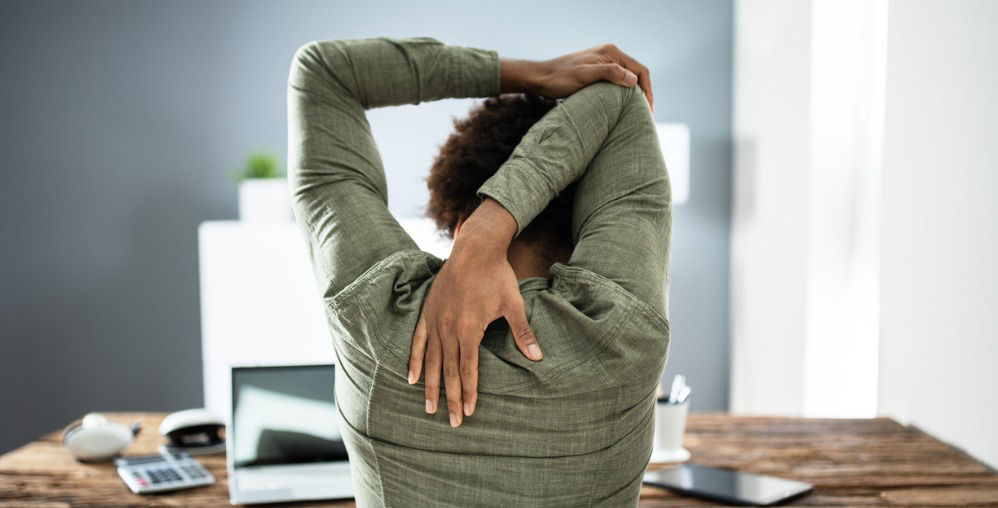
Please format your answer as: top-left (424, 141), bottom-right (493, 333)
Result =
top-left (238, 179), bottom-right (293, 222)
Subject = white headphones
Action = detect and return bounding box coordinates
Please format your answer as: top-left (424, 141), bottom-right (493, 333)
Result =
top-left (62, 413), bottom-right (141, 462)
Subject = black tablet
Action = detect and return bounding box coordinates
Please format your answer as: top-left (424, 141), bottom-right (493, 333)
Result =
top-left (643, 464), bottom-right (813, 506)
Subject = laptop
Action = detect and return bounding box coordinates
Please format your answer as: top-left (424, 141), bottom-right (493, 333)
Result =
top-left (227, 364), bottom-right (354, 504)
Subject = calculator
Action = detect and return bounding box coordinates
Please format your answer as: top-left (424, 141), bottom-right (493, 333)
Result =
top-left (114, 452), bottom-right (215, 494)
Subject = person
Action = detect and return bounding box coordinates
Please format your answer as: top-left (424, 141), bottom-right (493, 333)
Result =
top-left (287, 36), bottom-right (672, 507)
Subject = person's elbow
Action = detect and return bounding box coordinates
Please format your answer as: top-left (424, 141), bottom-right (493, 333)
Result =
top-left (288, 41), bottom-right (321, 90)
top-left (288, 40), bottom-right (355, 97)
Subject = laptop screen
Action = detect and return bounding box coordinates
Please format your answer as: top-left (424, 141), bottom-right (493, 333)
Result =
top-left (231, 364), bottom-right (348, 468)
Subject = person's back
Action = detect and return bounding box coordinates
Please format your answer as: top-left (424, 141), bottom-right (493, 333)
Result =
top-left (287, 36), bottom-right (672, 507)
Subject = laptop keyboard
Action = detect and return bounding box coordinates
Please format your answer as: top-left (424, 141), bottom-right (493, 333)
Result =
top-left (236, 464), bottom-right (351, 489)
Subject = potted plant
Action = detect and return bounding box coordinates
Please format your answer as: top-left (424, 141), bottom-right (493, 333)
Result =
top-left (234, 152), bottom-right (293, 222)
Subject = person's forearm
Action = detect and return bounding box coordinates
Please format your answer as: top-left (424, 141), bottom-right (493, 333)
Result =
top-left (475, 82), bottom-right (637, 238)
top-left (500, 58), bottom-right (547, 94)
top-left (454, 198), bottom-right (519, 256)
top-left (292, 37), bottom-right (500, 110)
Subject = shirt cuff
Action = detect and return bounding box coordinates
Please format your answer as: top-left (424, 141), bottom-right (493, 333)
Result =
top-left (451, 45), bottom-right (502, 98)
top-left (476, 159), bottom-right (554, 238)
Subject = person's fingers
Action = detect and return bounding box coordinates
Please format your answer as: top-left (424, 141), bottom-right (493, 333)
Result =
top-left (505, 300), bottom-right (542, 361)
top-left (639, 68), bottom-right (654, 113)
top-left (459, 333), bottom-right (480, 417)
top-left (627, 62), bottom-right (653, 112)
top-left (441, 330), bottom-right (463, 427)
top-left (596, 43), bottom-right (638, 87)
top-left (408, 312), bottom-right (428, 384)
top-left (581, 63), bottom-right (637, 88)
top-left (424, 325), bottom-right (442, 414)
top-left (611, 49), bottom-right (654, 112)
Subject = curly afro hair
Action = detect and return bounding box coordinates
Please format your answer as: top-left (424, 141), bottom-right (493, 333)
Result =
top-left (426, 93), bottom-right (575, 261)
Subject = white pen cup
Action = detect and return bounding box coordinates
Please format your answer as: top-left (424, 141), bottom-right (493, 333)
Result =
top-left (650, 396), bottom-right (691, 463)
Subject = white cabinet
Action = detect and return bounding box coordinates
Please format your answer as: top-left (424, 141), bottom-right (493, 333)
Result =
top-left (198, 218), bottom-right (451, 417)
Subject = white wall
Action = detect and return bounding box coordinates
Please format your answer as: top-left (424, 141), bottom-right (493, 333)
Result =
top-left (878, 0), bottom-right (998, 469)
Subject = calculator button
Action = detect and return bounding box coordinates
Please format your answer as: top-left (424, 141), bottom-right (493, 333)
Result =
top-left (117, 455), bottom-right (214, 493)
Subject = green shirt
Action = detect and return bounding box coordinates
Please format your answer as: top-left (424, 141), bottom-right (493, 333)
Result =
top-left (287, 37), bottom-right (672, 507)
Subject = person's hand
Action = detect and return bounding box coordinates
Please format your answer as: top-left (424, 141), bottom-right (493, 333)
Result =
top-left (501, 43), bottom-right (654, 112)
top-left (407, 198), bottom-right (542, 428)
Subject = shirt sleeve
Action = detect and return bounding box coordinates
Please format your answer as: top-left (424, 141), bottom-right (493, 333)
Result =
top-left (476, 82), bottom-right (672, 316)
top-left (287, 37), bottom-right (501, 300)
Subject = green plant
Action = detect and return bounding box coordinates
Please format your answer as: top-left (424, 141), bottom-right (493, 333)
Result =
top-left (233, 152), bottom-right (282, 181)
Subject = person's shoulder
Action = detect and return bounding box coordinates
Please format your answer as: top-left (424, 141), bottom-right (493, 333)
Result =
top-left (542, 262), bottom-right (670, 386)
top-left (547, 262), bottom-right (668, 330)
top-left (324, 249), bottom-right (439, 364)
top-left (327, 249), bottom-right (440, 312)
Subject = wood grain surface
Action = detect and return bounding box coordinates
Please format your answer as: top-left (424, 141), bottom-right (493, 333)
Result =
top-left (0, 412), bottom-right (994, 507)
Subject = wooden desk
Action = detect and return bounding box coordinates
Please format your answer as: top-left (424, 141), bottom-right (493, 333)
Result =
top-left (1, 413), bottom-right (995, 506)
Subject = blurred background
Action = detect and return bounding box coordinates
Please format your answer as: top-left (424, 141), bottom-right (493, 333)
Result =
top-left (1, 0), bottom-right (994, 469)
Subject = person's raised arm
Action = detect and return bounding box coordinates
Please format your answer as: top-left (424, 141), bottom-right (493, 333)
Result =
top-left (287, 37), bottom-right (500, 300)
top-left (478, 81), bottom-right (671, 312)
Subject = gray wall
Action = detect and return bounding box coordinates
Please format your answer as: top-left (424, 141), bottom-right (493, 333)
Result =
top-left (0, 0), bottom-right (731, 454)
